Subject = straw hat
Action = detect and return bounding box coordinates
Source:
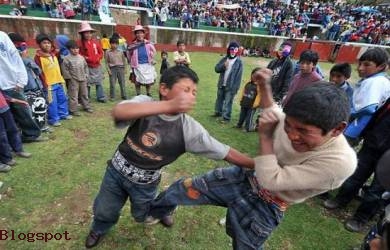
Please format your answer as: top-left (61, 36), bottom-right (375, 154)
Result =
top-left (133, 25), bottom-right (145, 33)
top-left (78, 21), bottom-right (96, 34)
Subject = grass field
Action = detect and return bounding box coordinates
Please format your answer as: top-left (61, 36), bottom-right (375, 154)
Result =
top-left (0, 52), bottom-right (364, 250)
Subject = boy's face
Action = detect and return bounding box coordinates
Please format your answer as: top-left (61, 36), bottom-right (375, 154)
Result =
top-left (357, 60), bottom-right (385, 78)
top-left (178, 44), bottom-right (185, 52)
top-left (70, 47), bottom-right (79, 55)
top-left (330, 72), bottom-right (347, 86)
top-left (162, 53), bottom-right (167, 59)
top-left (284, 116), bottom-right (345, 152)
top-left (39, 40), bottom-right (52, 53)
top-left (111, 43), bottom-right (118, 49)
top-left (160, 78), bottom-right (197, 101)
top-left (299, 60), bottom-right (315, 74)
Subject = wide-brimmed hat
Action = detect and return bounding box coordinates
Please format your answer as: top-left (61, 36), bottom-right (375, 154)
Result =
top-left (133, 25), bottom-right (145, 33)
top-left (78, 21), bottom-right (96, 33)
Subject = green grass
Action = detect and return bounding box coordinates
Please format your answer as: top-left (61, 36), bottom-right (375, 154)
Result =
top-left (0, 52), bottom-right (362, 249)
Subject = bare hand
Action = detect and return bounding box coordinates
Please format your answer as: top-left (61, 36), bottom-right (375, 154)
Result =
top-left (253, 68), bottom-right (272, 87)
top-left (168, 92), bottom-right (196, 114)
top-left (258, 109), bottom-right (279, 138)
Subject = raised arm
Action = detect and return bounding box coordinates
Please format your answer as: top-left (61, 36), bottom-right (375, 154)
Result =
top-left (253, 68), bottom-right (275, 109)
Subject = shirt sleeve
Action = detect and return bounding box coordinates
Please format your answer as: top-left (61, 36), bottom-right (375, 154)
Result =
top-left (183, 115), bottom-right (230, 160)
top-left (115, 95), bottom-right (154, 128)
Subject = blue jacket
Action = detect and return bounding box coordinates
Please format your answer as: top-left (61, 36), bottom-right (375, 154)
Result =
top-left (215, 56), bottom-right (243, 94)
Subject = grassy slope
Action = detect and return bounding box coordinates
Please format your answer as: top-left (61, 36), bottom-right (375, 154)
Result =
top-left (0, 51), bottom-right (362, 249)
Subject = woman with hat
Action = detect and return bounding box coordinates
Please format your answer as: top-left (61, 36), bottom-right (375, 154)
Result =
top-left (77, 21), bottom-right (107, 103)
top-left (126, 25), bottom-right (157, 96)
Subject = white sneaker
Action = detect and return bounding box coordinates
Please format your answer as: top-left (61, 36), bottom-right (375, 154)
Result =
top-left (144, 216), bottom-right (160, 225)
top-left (0, 164), bottom-right (11, 172)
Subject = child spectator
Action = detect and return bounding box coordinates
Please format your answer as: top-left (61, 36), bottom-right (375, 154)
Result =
top-left (283, 49), bottom-right (322, 105)
top-left (100, 34), bottom-right (110, 53)
top-left (61, 40), bottom-right (93, 116)
top-left (0, 90), bottom-right (32, 169)
top-left (235, 67), bottom-right (261, 132)
top-left (160, 50), bottom-right (169, 75)
top-left (173, 40), bottom-right (191, 67)
top-left (343, 48), bottom-right (390, 141)
top-left (329, 63), bottom-right (354, 105)
top-left (55, 34), bottom-right (70, 64)
top-left (84, 66), bottom-right (254, 248)
top-left (34, 33), bottom-right (72, 127)
top-left (105, 37), bottom-right (127, 101)
top-left (8, 32), bottom-right (50, 132)
top-left (78, 21), bottom-right (107, 103)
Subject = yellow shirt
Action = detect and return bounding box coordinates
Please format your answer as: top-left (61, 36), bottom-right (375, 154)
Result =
top-left (39, 55), bottom-right (64, 86)
top-left (101, 38), bottom-right (110, 50)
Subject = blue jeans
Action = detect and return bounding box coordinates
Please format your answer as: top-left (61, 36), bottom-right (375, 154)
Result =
top-left (91, 166), bottom-right (160, 235)
top-left (214, 86), bottom-right (235, 121)
top-left (0, 109), bottom-right (23, 163)
top-left (46, 84), bottom-right (69, 125)
top-left (2, 89), bottom-right (41, 141)
top-left (150, 166), bottom-right (284, 250)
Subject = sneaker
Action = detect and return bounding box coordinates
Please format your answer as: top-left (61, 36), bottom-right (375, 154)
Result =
top-left (144, 216), bottom-right (160, 225)
top-left (211, 113), bottom-right (221, 118)
top-left (41, 126), bottom-right (54, 133)
top-left (233, 125), bottom-right (242, 129)
top-left (85, 231), bottom-right (104, 249)
top-left (5, 159), bottom-right (16, 166)
top-left (51, 122), bottom-right (62, 127)
top-left (345, 218), bottom-right (365, 232)
top-left (63, 115), bottom-right (73, 120)
top-left (33, 135), bottom-right (49, 142)
top-left (98, 99), bottom-right (107, 103)
top-left (15, 151), bottom-right (32, 158)
top-left (218, 118), bottom-right (230, 124)
top-left (323, 199), bottom-right (343, 209)
top-left (0, 163), bottom-right (11, 173)
top-left (160, 215), bottom-right (174, 227)
top-left (85, 109), bottom-right (94, 113)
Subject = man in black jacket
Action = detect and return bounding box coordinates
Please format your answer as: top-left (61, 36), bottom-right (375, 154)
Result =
top-left (266, 41), bottom-right (294, 104)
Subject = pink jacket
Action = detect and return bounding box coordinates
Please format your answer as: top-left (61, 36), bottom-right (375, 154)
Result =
top-left (127, 40), bottom-right (156, 68)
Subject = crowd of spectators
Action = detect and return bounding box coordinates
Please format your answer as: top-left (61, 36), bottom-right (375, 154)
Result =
top-left (152, 0), bottom-right (390, 45)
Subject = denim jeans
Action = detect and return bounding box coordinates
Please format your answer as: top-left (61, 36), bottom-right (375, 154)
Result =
top-left (237, 107), bottom-right (256, 131)
top-left (150, 166), bottom-right (284, 250)
top-left (0, 110), bottom-right (23, 163)
top-left (91, 166), bottom-right (160, 235)
top-left (214, 86), bottom-right (236, 121)
top-left (334, 144), bottom-right (385, 223)
top-left (2, 89), bottom-right (41, 141)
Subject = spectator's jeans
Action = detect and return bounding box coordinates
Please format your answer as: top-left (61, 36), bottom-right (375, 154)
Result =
top-left (91, 166), bottom-right (159, 235)
top-left (46, 83), bottom-right (69, 125)
top-left (334, 144), bottom-right (385, 223)
top-left (214, 86), bottom-right (235, 121)
top-left (2, 89), bottom-right (41, 141)
top-left (0, 110), bottom-right (23, 163)
top-left (150, 166), bottom-right (284, 250)
top-left (109, 66), bottom-right (127, 99)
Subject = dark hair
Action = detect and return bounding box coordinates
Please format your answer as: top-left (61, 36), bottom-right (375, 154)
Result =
top-left (330, 63), bottom-right (352, 78)
top-left (251, 67), bottom-right (261, 75)
top-left (111, 32), bottom-right (120, 39)
top-left (161, 50), bottom-right (168, 56)
top-left (35, 33), bottom-right (52, 44)
top-left (299, 49), bottom-right (319, 65)
top-left (109, 37), bottom-right (119, 44)
top-left (102, 34), bottom-right (107, 38)
top-left (8, 32), bottom-right (25, 43)
top-left (177, 40), bottom-right (185, 46)
top-left (359, 48), bottom-right (389, 69)
top-left (65, 40), bottom-right (78, 49)
top-left (283, 82), bottom-right (350, 134)
top-left (160, 65), bottom-right (199, 89)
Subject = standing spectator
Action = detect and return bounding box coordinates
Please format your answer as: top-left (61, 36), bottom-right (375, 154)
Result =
top-left (8, 32), bottom-right (50, 132)
top-left (61, 40), bottom-right (93, 116)
top-left (105, 37), bottom-right (127, 101)
top-left (78, 21), bottom-right (107, 103)
top-left (283, 49), bottom-right (322, 106)
top-left (127, 25), bottom-right (157, 96)
top-left (100, 34), bottom-right (110, 53)
top-left (160, 51), bottom-right (169, 75)
top-left (173, 40), bottom-right (191, 67)
top-left (0, 31), bottom-right (45, 143)
top-left (212, 41), bottom-right (243, 123)
top-left (329, 63), bottom-right (354, 105)
top-left (34, 33), bottom-right (72, 127)
top-left (266, 41), bottom-right (294, 104)
top-left (234, 67), bottom-right (261, 132)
